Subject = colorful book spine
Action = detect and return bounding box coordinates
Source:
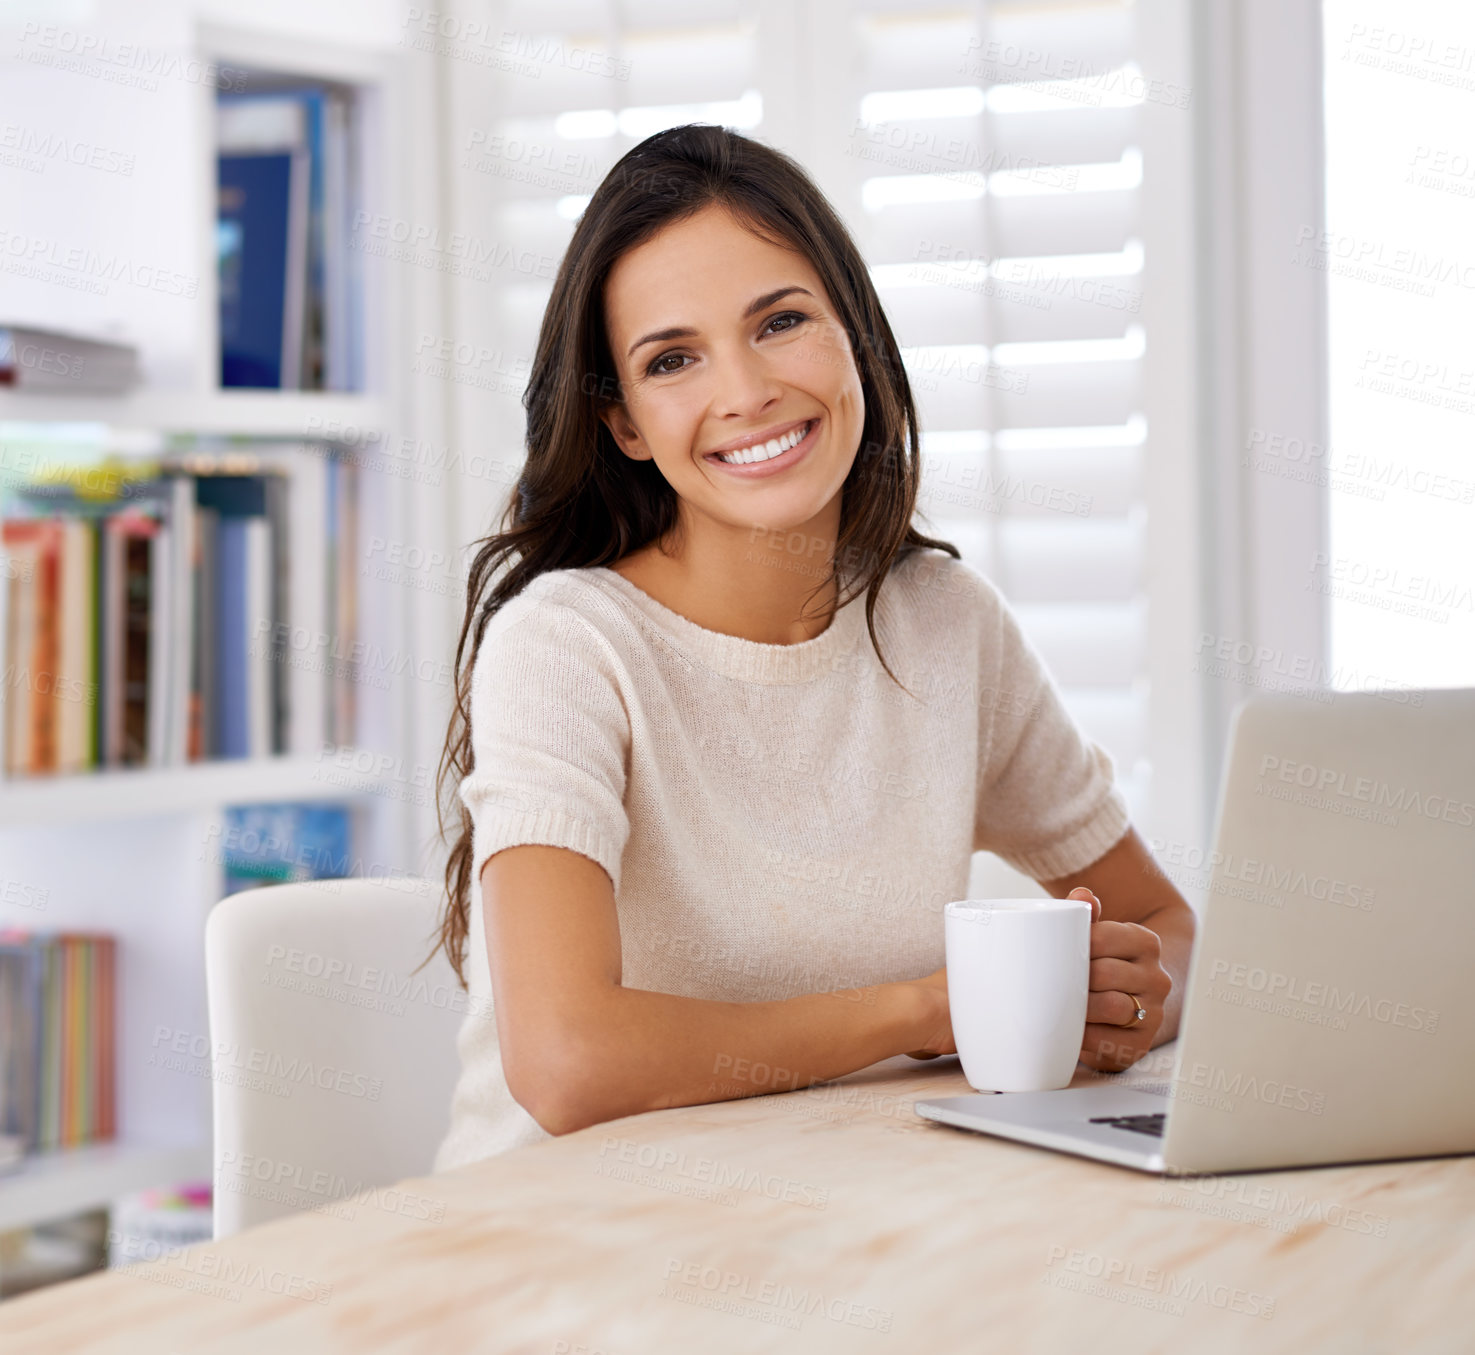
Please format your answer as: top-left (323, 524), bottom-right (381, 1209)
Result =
top-left (1, 519), bottom-right (63, 774)
top-left (0, 930), bottom-right (117, 1153)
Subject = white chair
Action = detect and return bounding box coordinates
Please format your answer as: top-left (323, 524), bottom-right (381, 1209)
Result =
top-left (205, 877), bottom-right (465, 1238)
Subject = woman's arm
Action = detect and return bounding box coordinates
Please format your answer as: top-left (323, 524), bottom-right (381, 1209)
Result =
top-left (1040, 825), bottom-right (1197, 1072)
top-left (484, 844), bottom-right (953, 1136)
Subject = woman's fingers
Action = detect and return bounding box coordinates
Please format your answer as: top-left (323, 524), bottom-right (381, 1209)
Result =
top-left (1080, 1023), bottom-right (1153, 1071)
top-left (1067, 886), bottom-right (1101, 922)
top-left (1085, 989), bottom-right (1147, 1027)
top-left (1089, 955), bottom-right (1165, 995)
top-left (1089, 919), bottom-right (1161, 960)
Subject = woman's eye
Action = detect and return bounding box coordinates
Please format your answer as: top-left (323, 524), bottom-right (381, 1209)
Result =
top-left (766, 310), bottom-right (808, 334)
top-left (645, 312), bottom-right (809, 377)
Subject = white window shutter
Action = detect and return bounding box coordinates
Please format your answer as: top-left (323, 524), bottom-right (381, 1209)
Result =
top-left (819, 0), bottom-right (1161, 816)
top-left (470, 0), bottom-right (1200, 837)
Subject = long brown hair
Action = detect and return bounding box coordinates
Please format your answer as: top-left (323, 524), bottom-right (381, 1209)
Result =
top-left (431, 123), bottom-right (959, 986)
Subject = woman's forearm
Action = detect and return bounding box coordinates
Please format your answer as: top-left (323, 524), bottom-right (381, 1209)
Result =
top-left (513, 978), bottom-right (929, 1136)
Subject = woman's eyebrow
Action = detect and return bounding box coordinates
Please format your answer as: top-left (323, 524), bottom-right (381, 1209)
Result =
top-left (624, 285), bottom-right (816, 360)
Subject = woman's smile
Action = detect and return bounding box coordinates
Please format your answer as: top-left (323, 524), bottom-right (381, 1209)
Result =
top-left (702, 416), bottom-right (821, 477)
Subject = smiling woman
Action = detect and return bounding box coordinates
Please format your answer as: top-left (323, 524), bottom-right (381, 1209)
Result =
top-left (428, 124), bottom-right (1191, 1168)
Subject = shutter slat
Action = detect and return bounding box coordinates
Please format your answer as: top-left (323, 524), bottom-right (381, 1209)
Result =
top-left (995, 516), bottom-right (1143, 603)
top-left (877, 267), bottom-right (1143, 346)
top-left (853, 106), bottom-right (1136, 182)
top-left (866, 198), bottom-right (988, 265)
top-left (501, 0), bottom-right (749, 29)
top-left (920, 446), bottom-right (1136, 522)
top-left (991, 186), bottom-right (1137, 257)
top-left (984, 4), bottom-right (1134, 79)
top-left (858, 14), bottom-right (985, 92)
top-left (490, 14), bottom-right (754, 113)
top-left (990, 106), bottom-right (1138, 167)
top-left (991, 356), bottom-right (1141, 428)
top-left (987, 267), bottom-right (1144, 343)
top-left (993, 443), bottom-right (1142, 516)
top-left (502, 0), bottom-right (611, 27)
top-left (1014, 600), bottom-right (1147, 687)
top-left (621, 27), bottom-right (754, 107)
top-left (879, 282), bottom-right (987, 348)
top-left (622, 0), bottom-right (747, 23)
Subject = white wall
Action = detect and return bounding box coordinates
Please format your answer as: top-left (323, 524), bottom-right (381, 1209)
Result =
top-left (1323, 0), bottom-right (1475, 691)
top-left (1, 2), bottom-right (202, 388)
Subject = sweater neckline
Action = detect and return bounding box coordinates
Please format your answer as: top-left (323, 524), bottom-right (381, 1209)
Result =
top-left (584, 565), bottom-right (869, 684)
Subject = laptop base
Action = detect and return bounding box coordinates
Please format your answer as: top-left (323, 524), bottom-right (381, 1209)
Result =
top-left (914, 1086), bottom-right (1171, 1174)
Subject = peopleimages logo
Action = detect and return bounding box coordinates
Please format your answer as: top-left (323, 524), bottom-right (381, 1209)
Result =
top-left (1178, 1061), bottom-right (1326, 1116)
top-left (660, 1258), bottom-right (892, 1332)
top-left (1259, 755), bottom-right (1475, 828)
top-left (1044, 1246), bottom-right (1274, 1318)
top-left (149, 1026), bottom-right (382, 1100)
top-left (262, 943), bottom-right (493, 1020)
top-left (1208, 959), bottom-right (1439, 1034)
top-left (597, 1139), bottom-right (829, 1209)
top-left (1145, 838), bottom-right (1375, 912)
top-left (216, 1151), bottom-right (446, 1223)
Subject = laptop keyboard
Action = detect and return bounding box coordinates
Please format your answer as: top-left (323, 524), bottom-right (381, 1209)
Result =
top-left (1087, 1113), bottom-right (1166, 1138)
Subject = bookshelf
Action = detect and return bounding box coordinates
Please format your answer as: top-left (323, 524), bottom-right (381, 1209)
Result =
top-left (0, 392), bottom-right (387, 439)
top-left (0, 1143), bottom-right (210, 1237)
top-left (0, 8), bottom-right (445, 1239)
top-left (0, 751), bottom-right (404, 830)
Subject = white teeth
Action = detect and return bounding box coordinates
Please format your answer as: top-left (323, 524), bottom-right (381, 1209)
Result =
top-left (715, 420), bottom-right (812, 465)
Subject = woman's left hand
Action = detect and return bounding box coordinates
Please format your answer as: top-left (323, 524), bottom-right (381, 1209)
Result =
top-left (1067, 886), bottom-right (1172, 1072)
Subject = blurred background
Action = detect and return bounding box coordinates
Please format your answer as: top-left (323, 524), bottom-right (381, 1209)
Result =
top-left (0, 0), bottom-right (1470, 1295)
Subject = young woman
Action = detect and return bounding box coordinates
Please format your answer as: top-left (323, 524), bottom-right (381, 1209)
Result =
top-left (430, 124), bottom-right (1194, 1170)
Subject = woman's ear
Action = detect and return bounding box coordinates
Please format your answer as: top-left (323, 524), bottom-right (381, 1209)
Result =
top-left (598, 401), bottom-right (653, 462)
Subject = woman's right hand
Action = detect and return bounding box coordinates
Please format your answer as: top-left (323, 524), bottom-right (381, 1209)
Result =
top-left (904, 966), bottom-right (955, 1059)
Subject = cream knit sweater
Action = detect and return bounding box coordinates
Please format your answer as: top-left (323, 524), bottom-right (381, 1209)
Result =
top-left (432, 548), bottom-right (1130, 1170)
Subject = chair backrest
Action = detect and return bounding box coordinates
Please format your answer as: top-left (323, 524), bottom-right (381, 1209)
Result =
top-left (205, 877), bottom-right (464, 1238)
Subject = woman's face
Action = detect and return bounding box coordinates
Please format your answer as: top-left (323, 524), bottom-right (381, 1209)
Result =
top-left (598, 202), bottom-right (865, 547)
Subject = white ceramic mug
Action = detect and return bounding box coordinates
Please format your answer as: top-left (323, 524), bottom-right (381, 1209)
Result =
top-left (943, 898), bottom-right (1092, 1093)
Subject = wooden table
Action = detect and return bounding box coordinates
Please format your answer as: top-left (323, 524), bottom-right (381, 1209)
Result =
top-left (3, 1040), bottom-right (1472, 1353)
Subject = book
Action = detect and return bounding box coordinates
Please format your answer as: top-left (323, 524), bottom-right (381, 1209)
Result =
top-left (0, 536), bottom-right (8, 778)
top-left (244, 515), bottom-right (273, 760)
top-left (215, 515), bottom-right (251, 759)
top-left (0, 935), bottom-right (43, 1148)
top-left (328, 455), bottom-right (358, 746)
top-left (55, 519), bottom-right (95, 774)
top-left (145, 519), bottom-right (173, 768)
top-left (108, 513), bottom-right (158, 767)
top-left (190, 505), bottom-right (219, 761)
top-left (218, 151), bottom-right (310, 389)
top-left (1, 520), bottom-right (62, 774)
top-left (222, 802), bottom-right (355, 893)
top-left (320, 90), bottom-right (357, 391)
top-left (40, 939), bottom-right (59, 1147)
top-left (99, 514), bottom-right (123, 766)
top-left (161, 476), bottom-right (196, 767)
top-left (217, 87), bottom-right (357, 391)
top-left (2, 535), bottom-right (41, 775)
top-left (98, 935), bottom-right (115, 1139)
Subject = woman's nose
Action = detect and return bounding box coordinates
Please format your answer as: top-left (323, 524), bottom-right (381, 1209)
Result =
top-left (712, 343), bottom-right (785, 418)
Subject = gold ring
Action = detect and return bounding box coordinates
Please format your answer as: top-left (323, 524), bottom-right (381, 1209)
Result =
top-left (1123, 993), bottom-right (1147, 1027)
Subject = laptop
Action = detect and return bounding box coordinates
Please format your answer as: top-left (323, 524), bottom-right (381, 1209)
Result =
top-left (914, 688), bottom-right (1475, 1174)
